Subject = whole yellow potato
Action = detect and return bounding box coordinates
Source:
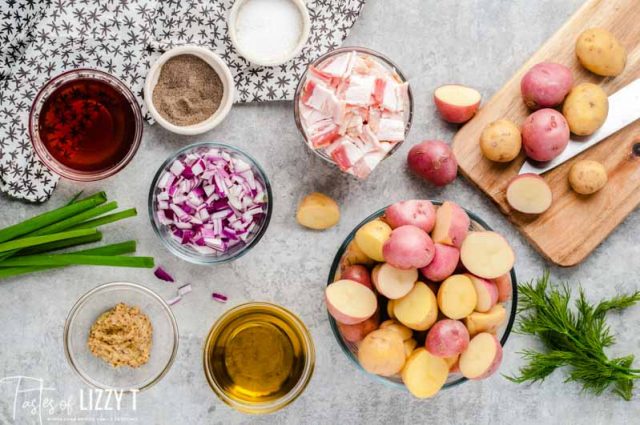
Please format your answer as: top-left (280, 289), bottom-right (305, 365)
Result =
top-left (354, 219), bottom-right (392, 262)
top-left (576, 28), bottom-right (627, 77)
top-left (569, 160), bottom-right (608, 195)
top-left (479, 119), bottom-right (522, 162)
top-left (562, 83), bottom-right (608, 136)
top-left (357, 329), bottom-right (406, 376)
top-left (296, 192), bottom-right (340, 230)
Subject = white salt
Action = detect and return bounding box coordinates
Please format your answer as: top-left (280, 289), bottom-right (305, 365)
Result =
top-left (234, 0), bottom-right (304, 64)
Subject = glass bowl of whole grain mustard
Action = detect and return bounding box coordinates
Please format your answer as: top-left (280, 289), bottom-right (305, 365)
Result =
top-left (64, 282), bottom-right (179, 391)
top-left (203, 302), bottom-right (315, 414)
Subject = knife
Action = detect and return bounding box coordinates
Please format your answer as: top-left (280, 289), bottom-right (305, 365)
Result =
top-left (519, 78), bottom-right (640, 175)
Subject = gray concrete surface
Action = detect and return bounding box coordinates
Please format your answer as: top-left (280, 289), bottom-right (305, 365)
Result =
top-left (2, 1), bottom-right (640, 424)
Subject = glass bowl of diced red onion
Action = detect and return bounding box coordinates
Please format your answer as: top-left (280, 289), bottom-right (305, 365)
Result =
top-left (148, 143), bottom-right (272, 264)
top-left (294, 47), bottom-right (413, 180)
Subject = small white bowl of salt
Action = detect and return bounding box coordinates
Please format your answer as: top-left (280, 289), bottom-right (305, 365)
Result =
top-left (228, 0), bottom-right (311, 67)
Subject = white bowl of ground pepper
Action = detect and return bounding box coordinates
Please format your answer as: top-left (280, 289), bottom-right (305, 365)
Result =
top-left (145, 46), bottom-right (235, 135)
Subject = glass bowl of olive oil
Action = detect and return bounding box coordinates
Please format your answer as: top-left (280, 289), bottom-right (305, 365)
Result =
top-left (203, 302), bottom-right (315, 414)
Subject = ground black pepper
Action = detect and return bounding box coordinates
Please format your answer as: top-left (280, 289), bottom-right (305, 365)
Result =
top-left (152, 54), bottom-right (224, 126)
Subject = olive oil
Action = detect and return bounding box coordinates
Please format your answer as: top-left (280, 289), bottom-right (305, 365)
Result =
top-left (204, 303), bottom-right (314, 414)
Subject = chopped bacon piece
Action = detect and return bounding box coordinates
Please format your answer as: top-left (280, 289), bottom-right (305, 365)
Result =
top-left (321, 51), bottom-right (355, 78)
top-left (351, 151), bottom-right (387, 179)
top-left (344, 75), bottom-right (376, 106)
top-left (329, 137), bottom-right (366, 171)
top-left (373, 78), bottom-right (386, 105)
top-left (376, 118), bottom-right (406, 141)
top-left (307, 119), bottom-right (340, 148)
top-left (308, 66), bottom-right (334, 84)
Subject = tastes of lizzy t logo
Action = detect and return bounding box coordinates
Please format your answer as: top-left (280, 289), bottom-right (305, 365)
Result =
top-left (0, 376), bottom-right (139, 424)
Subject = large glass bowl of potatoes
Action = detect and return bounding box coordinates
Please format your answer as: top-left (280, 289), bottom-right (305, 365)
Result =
top-left (325, 200), bottom-right (517, 398)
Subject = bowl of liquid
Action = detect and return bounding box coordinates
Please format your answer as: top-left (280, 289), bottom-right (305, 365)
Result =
top-left (29, 69), bottom-right (143, 181)
top-left (203, 302), bottom-right (315, 414)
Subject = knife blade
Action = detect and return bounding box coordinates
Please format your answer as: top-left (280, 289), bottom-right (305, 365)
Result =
top-left (519, 78), bottom-right (640, 175)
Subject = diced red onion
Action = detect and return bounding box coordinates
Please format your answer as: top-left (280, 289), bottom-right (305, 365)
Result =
top-left (167, 295), bottom-right (182, 306)
top-left (178, 284), bottom-right (192, 296)
top-left (155, 149), bottom-right (268, 256)
top-left (212, 292), bottom-right (228, 303)
top-left (154, 266), bottom-right (175, 282)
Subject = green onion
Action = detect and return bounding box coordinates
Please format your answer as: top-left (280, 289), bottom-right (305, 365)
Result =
top-left (0, 229), bottom-right (98, 253)
top-left (32, 201), bottom-right (118, 236)
top-left (18, 233), bottom-right (104, 256)
top-left (0, 253), bottom-right (153, 268)
top-left (65, 191), bottom-right (85, 206)
top-left (0, 241), bottom-right (138, 279)
top-left (0, 192), bottom-right (106, 243)
top-left (71, 208), bottom-right (137, 230)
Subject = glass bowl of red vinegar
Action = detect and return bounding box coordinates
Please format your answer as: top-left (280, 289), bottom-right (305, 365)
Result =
top-left (29, 69), bottom-right (143, 181)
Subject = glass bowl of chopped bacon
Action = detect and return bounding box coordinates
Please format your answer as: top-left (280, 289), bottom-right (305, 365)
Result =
top-left (294, 47), bottom-right (414, 180)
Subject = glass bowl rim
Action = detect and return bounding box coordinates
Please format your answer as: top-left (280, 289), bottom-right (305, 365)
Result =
top-left (326, 201), bottom-right (518, 391)
top-left (63, 281), bottom-right (179, 392)
top-left (147, 142), bottom-right (274, 265)
top-left (202, 301), bottom-right (316, 414)
top-left (28, 68), bottom-right (144, 181)
top-left (293, 46), bottom-right (414, 166)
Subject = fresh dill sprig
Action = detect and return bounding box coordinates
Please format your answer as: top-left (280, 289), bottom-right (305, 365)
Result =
top-left (507, 271), bottom-right (640, 400)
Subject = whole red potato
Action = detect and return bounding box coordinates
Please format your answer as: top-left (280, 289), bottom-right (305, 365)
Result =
top-left (382, 225), bottom-right (435, 269)
top-left (341, 265), bottom-right (373, 290)
top-left (407, 140), bottom-right (457, 187)
top-left (521, 109), bottom-right (570, 162)
top-left (521, 62), bottom-right (573, 110)
top-left (384, 200), bottom-right (436, 232)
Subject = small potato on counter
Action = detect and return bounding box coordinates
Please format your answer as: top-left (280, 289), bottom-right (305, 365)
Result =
top-left (569, 159), bottom-right (608, 195)
top-left (357, 329), bottom-right (406, 376)
top-left (479, 119), bottom-right (522, 162)
top-left (407, 140), bottom-right (458, 187)
top-left (576, 28), bottom-right (627, 77)
top-left (296, 192), bottom-right (340, 230)
top-left (433, 84), bottom-right (482, 124)
top-left (562, 83), bottom-right (609, 136)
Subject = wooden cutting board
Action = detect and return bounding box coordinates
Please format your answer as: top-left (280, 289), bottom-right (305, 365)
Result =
top-left (452, 0), bottom-right (640, 267)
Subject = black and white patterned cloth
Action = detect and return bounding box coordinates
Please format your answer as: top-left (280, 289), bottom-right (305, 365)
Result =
top-left (0, 0), bottom-right (366, 202)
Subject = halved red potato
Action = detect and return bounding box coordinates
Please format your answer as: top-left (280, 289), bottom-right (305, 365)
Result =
top-left (437, 275), bottom-right (477, 319)
top-left (465, 274), bottom-right (499, 313)
top-left (506, 174), bottom-right (552, 214)
top-left (459, 332), bottom-right (503, 380)
top-left (432, 201), bottom-right (470, 248)
top-left (394, 282), bottom-right (438, 331)
top-left (326, 279), bottom-right (378, 325)
top-left (372, 263), bottom-right (418, 299)
top-left (402, 348), bottom-right (450, 398)
top-left (460, 232), bottom-right (515, 279)
top-left (465, 304), bottom-right (507, 336)
top-left (434, 84), bottom-right (482, 124)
